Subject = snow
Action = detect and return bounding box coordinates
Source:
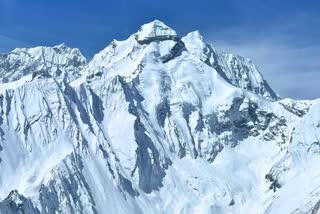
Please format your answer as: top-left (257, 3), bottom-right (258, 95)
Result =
top-left (182, 31), bottom-right (279, 101)
top-left (0, 44), bottom-right (86, 83)
top-left (136, 20), bottom-right (177, 41)
top-left (0, 20), bottom-right (319, 214)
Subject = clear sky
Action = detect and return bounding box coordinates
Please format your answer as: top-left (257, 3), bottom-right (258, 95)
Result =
top-left (0, 0), bottom-right (319, 99)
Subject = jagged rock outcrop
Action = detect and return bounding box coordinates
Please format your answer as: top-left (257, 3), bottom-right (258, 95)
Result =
top-left (0, 190), bottom-right (40, 214)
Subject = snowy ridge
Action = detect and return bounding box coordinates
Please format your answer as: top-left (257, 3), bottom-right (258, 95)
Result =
top-left (0, 44), bottom-right (87, 83)
top-left (0, 20), bottom-right (319, 214)
top-left (182, 31), bottom-right (278, 100)
top-left (135, 20), bottom-right (178, 44)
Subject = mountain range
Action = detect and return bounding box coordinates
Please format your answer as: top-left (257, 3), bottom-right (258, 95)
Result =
top-left (0, 20), bottom-right (319, 214)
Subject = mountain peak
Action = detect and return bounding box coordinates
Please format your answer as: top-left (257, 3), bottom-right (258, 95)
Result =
top-left (0, 44), bottom-right (86, 83)
top-left (182, 30), bottom-right (207, 51)
top-left (135, 20), bottom-right (177, 42)
top-left (0, 20), bottom-right (319, 214)
top-left (185, 30), bottom-right (204, 40)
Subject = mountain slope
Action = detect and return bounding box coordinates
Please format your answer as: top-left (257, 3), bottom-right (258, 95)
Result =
top-left (182, 31), bottom-right (278, 101)
top-left (0, 44), bottom-right (86, 83)
top-left (0, 20), bottom-right (319, 214)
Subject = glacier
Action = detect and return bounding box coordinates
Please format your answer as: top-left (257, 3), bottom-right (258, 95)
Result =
top-left (0, 20), bottom-right (319, 214)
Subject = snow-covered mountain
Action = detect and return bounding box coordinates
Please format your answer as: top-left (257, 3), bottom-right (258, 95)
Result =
top-left (182, 31), bottom-right (278, 101)
top-left (0, 44), bottom-right (86, 83)
top-left (0, 20), bottom-right (319, 214)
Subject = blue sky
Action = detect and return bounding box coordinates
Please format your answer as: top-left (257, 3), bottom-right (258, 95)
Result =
top-left (0, 0), bottom-right (319, 99)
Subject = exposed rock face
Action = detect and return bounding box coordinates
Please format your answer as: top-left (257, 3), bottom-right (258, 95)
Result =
top-left (0, 20), bottom-right (319, 214)
top-left (135, 20), bottom-right (179, 44)
top-left (278, 98), bottom-right (313, 117)
top-left (0, 190), bottom-right (40, 214)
